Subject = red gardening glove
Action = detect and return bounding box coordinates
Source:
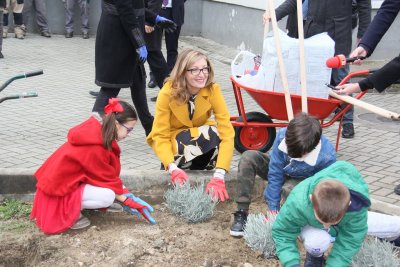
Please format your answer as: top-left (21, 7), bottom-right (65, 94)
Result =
top-left (122, 198), bottom-right (153, 224)
top-left (206, 178), bottom-right (229, 202)
top-left (171, 169), bottom-right (188, 185)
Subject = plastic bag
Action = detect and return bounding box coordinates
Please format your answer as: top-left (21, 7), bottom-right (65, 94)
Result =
top-left (231, 51), bottom-right (266, 90)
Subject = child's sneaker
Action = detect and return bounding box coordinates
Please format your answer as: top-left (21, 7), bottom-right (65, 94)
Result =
top-left (304, 252), bottom-right (325, 267)
top-left (230, 209), bottom-right (248, 237)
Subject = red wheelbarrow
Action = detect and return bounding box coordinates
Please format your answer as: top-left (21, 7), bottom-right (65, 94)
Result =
top-left (230, 69), bottom-right (372, 153)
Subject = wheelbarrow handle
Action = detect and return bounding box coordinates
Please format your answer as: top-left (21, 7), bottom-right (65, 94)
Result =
top-left (25, 70), bottom-right (44, 78)
top-left (0, 70), bottom-right (44, 93)
top-left (0, 91), bottom-right (39, 104)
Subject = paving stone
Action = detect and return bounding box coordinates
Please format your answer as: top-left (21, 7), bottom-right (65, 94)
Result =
top-left (0, 34), bottom-right (399, 207)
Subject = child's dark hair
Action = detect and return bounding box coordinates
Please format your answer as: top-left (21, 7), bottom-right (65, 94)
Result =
top-left (285, 112), bottom-right (322, 158)
top-left (311, 179), bottom-right (350, 223)
top-left (102, 100), bottom-right (137, 149)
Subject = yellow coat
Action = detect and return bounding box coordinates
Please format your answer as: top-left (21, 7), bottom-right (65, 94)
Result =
top-left (147, 82), bottom-right (235, 171)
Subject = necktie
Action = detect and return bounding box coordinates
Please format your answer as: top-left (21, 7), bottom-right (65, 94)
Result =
top-left (188, 95), bottom-right (196, 120)
top-left (163, 0), bottom-right (169, 6)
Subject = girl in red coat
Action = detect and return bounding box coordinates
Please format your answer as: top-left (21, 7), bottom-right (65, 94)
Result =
top-left (30, 98), bottom-right (155, 234)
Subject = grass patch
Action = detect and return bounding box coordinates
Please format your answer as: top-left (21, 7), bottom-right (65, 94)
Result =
top-left (0, 220), bottom-right (32, 233)
top-left (0, 199), bottom-right (32, 220)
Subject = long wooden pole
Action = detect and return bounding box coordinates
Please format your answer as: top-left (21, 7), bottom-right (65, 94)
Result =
top-left (263, 1), bottom-right (270, 38)
top-left (330, 91), bottom-right (400, 120)
top-left (296, 0), bottom-right (308, 113)
top-left (268, 0), bottom-right (294, 121)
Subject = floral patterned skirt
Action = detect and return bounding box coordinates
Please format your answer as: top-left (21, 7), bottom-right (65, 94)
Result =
top-left (174, 125), bottom-right (220, 170)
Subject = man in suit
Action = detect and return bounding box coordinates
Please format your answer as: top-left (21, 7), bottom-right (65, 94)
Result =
top-left (145, 0), bottom-right (170, 102)
top-left (159, 0), bottom-right (185, 72)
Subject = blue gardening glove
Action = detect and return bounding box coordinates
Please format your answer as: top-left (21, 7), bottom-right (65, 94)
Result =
top-left (123, 189), bottom-right (156, 224)
top-left (155, 15), bottom-right (177, 33)
top-left (121, 198), bottom-right (156, 225)
top-left (136, 45), bottom-right (148, 63)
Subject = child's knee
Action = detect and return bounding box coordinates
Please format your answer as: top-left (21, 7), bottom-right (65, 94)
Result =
top-left (239, 150), bottom-right (262, 168)
top-left (102, 188), bottom-right (116, 207)
top-left (301, 226), bottom-right (331, 256)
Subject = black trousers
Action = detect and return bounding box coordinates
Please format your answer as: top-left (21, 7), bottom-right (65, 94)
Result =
top-left (146, 26), bottom-right (169, 88)
top-left (159, 8), bottom-right (182, 72)
top-left (92, 66), bottom-right (154, 136)
top-left (147, 49), bottom-right (169, 88)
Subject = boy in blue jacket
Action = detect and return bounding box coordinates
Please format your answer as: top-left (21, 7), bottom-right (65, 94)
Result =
top-left (230, 113), bottom-right (336, 237)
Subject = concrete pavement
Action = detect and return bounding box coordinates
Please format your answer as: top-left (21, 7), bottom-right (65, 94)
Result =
top-left (0, 33), bottom-right (399, 207)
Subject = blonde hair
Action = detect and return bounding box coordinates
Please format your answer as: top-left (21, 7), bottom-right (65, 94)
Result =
top-left (166, 49), bottom-right (215, 104)
top-left (311, 179), bottom-right (350, 223)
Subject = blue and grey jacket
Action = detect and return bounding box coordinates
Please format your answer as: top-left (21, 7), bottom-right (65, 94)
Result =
top-left (264, 128), bottom-right (336, 211)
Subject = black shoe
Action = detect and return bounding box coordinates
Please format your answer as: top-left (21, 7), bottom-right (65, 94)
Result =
top-left (150, 96), bottom-right (157, 102)
top-left (230, 209), bottom-right (248, 237)
top-left (391, 236), bottom-right (400, 247)
top-left (82, 32), bottom-right (89, 39)
top-left (0, 52), bottom-right (3, 59)
top-left (41, 31), bottom-right (51, 38)
top-left (342, 123), bottom-right (355, 138)
top-left (304, 252), bottom-right (325, 267)
top-left (89, 90), bottom-right (100, 97)
top-left (148, 79), bottom-right (156, 88)
top-left (394, 184), bottom-right (400, 195)
top-left (65, 32), bottom-right (73, 38)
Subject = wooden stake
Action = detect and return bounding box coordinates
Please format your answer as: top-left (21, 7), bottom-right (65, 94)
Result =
top-left (263, 0), bottom-right (270, 38)
top-left (268, 0), bottom-right (294, 121)
top-left (330, 91), bottom-right (400, 120)
top-left (296, 0), bottom-right (308, 113)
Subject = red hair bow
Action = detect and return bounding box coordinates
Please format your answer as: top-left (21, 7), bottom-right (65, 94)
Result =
top-left (104, 98), bottom-right (124, 115)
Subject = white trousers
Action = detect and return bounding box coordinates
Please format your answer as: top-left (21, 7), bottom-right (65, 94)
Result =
top-left (81, 184), bottom-right (115, 210)
top-left (300, 211), bottom-right (400, 256)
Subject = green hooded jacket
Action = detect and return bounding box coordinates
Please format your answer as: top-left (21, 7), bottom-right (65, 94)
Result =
top-left (272, 161), bottom-right (371, 267)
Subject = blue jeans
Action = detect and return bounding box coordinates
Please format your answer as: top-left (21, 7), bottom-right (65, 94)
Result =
top-left (332, 65), bottom-right (354, 124)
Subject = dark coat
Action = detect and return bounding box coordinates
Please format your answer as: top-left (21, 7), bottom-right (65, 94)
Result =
top-left (358, 0), bottom-right (400, 92)
top-left (276, 0), bottom-right (354, 56)
top-left (285, 0), bottom-right (371, 40)
top-left (359, 0), bottom-right (400, 56)
top-left (0, 0), bottom-right (5, 8)
top-left (95, 0), bottom-right (157, 88)
top-left (359, 55), bottom-right (400, 92)
top-left (352, 0), bottom-right (371, 39)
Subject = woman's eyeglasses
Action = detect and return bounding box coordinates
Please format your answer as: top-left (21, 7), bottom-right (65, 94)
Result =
top-left (187, 67), bottom-right (210, 76)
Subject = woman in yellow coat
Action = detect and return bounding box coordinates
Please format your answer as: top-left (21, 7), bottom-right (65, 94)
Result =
top-left (147, 48), bottom-right (234, 202)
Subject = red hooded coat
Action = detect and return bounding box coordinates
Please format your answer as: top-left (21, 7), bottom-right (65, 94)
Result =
top-left (30, 116), bottom-right (123, 234)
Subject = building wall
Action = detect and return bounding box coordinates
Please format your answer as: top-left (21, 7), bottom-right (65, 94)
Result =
top-left (22, 0), bottom-right (399, 60)
top-left (183, 0), bottom-right (399, 61)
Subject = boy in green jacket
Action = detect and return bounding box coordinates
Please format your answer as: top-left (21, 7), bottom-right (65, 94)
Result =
top-left (272, 161), bottom-right (400, 267)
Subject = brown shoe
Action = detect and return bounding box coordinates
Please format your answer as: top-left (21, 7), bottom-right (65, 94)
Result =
top-left (2, 26), bottom-right (8, 38)
top-left (14, 25), bottom-right (25, 39)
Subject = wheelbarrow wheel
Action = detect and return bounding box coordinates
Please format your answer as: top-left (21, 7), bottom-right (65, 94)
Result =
top-left (234, 112), bottom-right (276, 153)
